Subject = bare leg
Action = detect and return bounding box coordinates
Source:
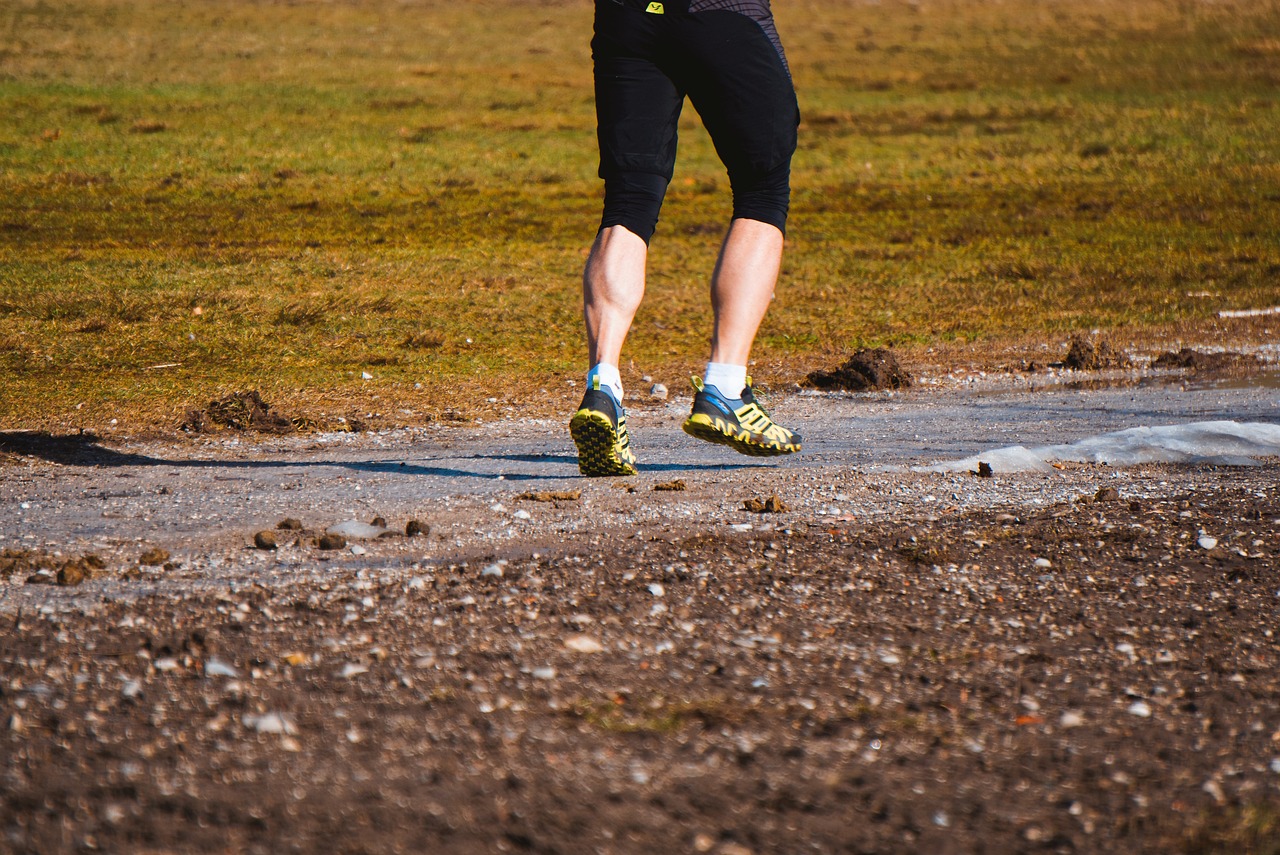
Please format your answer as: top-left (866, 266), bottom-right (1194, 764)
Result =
top-left (708, 218), bottom-right (784, 366)
top-left (583, 225), bottom-right (648, 369)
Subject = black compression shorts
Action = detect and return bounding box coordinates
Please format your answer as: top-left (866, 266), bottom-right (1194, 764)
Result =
top-left (592, 0), bottom-right (799, 242)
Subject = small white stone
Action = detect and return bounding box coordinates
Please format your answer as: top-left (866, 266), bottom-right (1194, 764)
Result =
top-left (564, 635), bottom-right (604, 654)
top-left (513, 509), bottom-right (531, 521)
top-left (650, 383), bottom-right (668, 401)
top-left (1127, 700), bottom-right (1152, 718)
top-left (205, 658), bottom-right (239, 678)
top-left (482, 563), bottom-right (504, 577)
top-left (361, 371), bottom-right (373, 380)
top-left (1033, 557), bottom-right (1052, 569)
top-left (1060, 710), bottom-right (1085, 728)
top-left (1197, 535), bottom-right (1218, 551)
top-left (647, 582), bottom-right (665, 597)
top-left (532, 667), bottom-right (556, 680)
top-left (340, 663), bottom-right (369, 679)
top-left (153, 657), bottom-right (180, 672)
top-left (243, 712), bottom-right (297, 735)
top-left (350, 544), bottom-right (367, 556)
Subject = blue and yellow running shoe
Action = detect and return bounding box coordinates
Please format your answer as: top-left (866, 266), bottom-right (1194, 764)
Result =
top-left (682, 376), bottom-right (802, 456)
top-left (569, 380), bottom-right (638, 477)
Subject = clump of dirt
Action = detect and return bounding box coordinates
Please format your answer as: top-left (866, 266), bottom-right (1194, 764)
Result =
top-left (654, 480), bottom-right (686, 492)
top-left (518, 490), bottom-right (581, 503)
top-left (1064, 336), bottom-right (1131, 370)
top-left (3, 549), bottom-right (105, 586)
top-left (743, 495), bottom-right (788, 513)
top-left (181, 391), bottom-right (298, 434)
top-left (803, 348), bottom-right (913, 391)
top-left (1152, 347), bottom-right (1261, 373)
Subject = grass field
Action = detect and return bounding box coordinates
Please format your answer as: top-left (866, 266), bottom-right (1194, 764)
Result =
top-left (2, 0), bottom-right (1278, 430)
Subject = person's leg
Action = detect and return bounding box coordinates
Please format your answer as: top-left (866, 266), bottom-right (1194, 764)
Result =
top-left (708, 216), bottom-right (784, 370)
top-left (583, 223), bottom-right (648, 381)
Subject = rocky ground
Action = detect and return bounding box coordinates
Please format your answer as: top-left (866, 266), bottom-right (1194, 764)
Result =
top-left (2, 373), bottom-right (1279, 854)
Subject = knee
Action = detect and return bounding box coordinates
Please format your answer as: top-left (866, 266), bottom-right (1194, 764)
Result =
top-left (600, 171), bottom-right (669, 244)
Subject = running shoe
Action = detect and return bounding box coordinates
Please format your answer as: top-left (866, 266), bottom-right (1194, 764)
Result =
top-left (569, 380), bottom-right (638, 477)
top-left (682, 376), bottom-right (802, 456)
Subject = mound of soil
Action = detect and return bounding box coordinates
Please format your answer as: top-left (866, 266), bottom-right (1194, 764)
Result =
top-left (804, 348), bottom-right (913, 391)
top-left (1152, 347), bottom-right (1261, 373)
top-left (181, 391), bottom-right (297, 434)
top-left (1064, 336), bottom-right (1131, 370)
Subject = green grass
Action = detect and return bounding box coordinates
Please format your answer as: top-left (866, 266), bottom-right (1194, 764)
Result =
top-left (2, 0), bottom-right (1279, 430)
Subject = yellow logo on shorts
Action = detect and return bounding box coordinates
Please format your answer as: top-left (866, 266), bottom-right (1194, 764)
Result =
top-left (645, 2), bottom-right (665, 12)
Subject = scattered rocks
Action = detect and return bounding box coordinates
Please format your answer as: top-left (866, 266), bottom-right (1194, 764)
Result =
top-left (803, 348), bottom-right (913, 391)
top-left (743, 495), bottom-right (788, 513)
top-left (654, 480), bottom-right (686, 492)
top-left (1065, 336), bottom-right (1131, 370)
top-left (254, 531), bottom-right (278, 550)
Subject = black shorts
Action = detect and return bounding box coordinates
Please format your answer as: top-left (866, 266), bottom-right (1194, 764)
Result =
top-left (592, 0), bottom-right (800, 240)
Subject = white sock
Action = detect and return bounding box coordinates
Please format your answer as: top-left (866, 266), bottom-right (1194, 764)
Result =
top-left (703, 362), bottom-right (747, 399)
top-left (586, 363), bottom-right (624, 403)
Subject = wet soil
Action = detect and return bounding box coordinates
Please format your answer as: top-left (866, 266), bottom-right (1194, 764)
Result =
top-left (3, 467), bottom-right (1278, 854)
top-left (803, 348), bottom-right (914, 392)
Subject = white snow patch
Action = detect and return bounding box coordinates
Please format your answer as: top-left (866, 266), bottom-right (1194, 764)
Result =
top-left (924, 420), bottom-right (1280, 474)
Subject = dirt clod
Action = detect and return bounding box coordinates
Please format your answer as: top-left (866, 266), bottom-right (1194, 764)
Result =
top-left (975, 461), bottom-right (994, 478)
top-left (56, 561), bottom-right (92, 586)
top-left (803, 348), bottom-right (913, 391)
top-left (406, 520), bottom-right (430, 537)
top-left (743, 495), bottom-right (788, 513)
top-left (181, 391), bottom-right (297, 434)
top-left (317, 534), bottom-right (346, 550)
top-left (518, 490), bottom-right (581, 502)
top-left (654, 480), bottom-right (687, 492)
top-left (277, 517), bottom-right (304, 530)
top-left (1065, 336), bottom-right (1131, 370)
top-left (1152, 347), bottom-right (1261, 373)
top-left (1094, 486), bottom-right (1122, 502)
top-left (254, 531), bottom-right (278, 550)
top-left (139, 547), bottom-right (170, 566)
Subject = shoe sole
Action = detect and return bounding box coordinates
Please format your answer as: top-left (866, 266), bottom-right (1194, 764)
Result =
top-left (682, 414), bottom-right (800, 457)
top-left (570, 409), bottom-right (637, 477)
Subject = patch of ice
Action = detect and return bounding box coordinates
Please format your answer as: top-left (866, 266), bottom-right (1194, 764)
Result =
top-left (923, 420), bottom-right (1280, 474)
top-left (327, 520), bottom-right (387, 539)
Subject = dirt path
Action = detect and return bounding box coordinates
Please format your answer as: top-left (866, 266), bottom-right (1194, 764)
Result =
top-left (2, 377), bottom-right (1278, 853)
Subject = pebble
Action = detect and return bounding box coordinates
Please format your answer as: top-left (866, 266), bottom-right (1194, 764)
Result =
top-left (532, 667), bottom-right (556, 680)
top-left (254, 531), bottom-right (278, 550)
top-left (650, 383), bottom-right (668, 401)
top-left (1060, 710), bottom-right (1085, 728)
top-left (340, 663), bottom-right (369, 679)
top-left (350, 544), bottom-right (368, 556)
top-left (1270, 758), bottom-right (1280, 774)
top-left (243, 712), bottom-right (297, 735)
top-left (482, 563), bottom-right (505, 577)
top-left (1197, 535), bottom-right (1218, 550)
top-left (205, 658), bottom-right (239, 678)
top-left (564, 635), bottom-right (604, 654)
top-left (121, 680), bottom-right (142, 700)
top-left (1127, 700), bottom-right (1153, 718)
top-left (647, 583), bottom-right (665, 597)
top-left (1033, 558), bottom-right (1052, 568)
top-left (513, 509), bottom-right (531, 521)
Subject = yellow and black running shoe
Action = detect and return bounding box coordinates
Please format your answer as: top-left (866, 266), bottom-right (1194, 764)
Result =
top-left (569, 380), bottom-right (638, 477)
top-left (682, 376), bottom-right (802, 457)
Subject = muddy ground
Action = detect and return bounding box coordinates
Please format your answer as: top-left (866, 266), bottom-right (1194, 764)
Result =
top-left (2, 374), bottom-right (1279, 854)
